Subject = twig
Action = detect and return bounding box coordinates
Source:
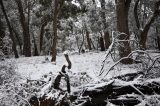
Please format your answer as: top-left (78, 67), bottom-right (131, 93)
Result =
top-left (99, 31), bottom-right (116, 76)
top-left (0, 89), bottom-right (31, 106)
top-left (145, 56), bottom-right (160, 77)
top-left (129, 84), bottom-right (145, 98)
top-left (99, 31), bottom-right (141, 76)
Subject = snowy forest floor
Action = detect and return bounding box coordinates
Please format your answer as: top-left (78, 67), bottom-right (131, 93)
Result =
top-left (2, 50), bottom-right (160, 106)
top-left (13, 50), bottom-right (149, 82)
top-left (14, 51), bottom-right (104, 82)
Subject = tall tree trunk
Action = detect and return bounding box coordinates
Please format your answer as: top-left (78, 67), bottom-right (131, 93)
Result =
top-left (133, 0), bottom-right (141, 41)
top-left (15, 0), bottom-right (31, 57)
top-left (86, 30), bottom-right (92, 50)
top-left (51, 0), bottom-right (65, 62)
top-left (40, 21), bottom-right (48, 53)
top-left (51, 0), bottom-right (58, 62)
top-left (32, 33), bottom-right (39, 56)
top-left (134, 0), bottom-right (140, 30)
top-left (90, 38), bottom-right (96, 49)
top-left (12, 27), bottom-right (23, 55)
top-left (27, 0), bottom-right (31, 53)
top-left (74, 30), bottom-right (80, 51)
top-left (141, 1), bottom-right (147, 28)
top-left (139, 1), bottom-right (160, 49)
top-left (134, 0), bottom-right (160, 50)
top-left (0, 0), bottom-right (19, 58)
top-left (157, 35), bottom-right (160, 51)
top-left (79, 29), bottom-right (85, 54)
top-left (156, 27), bottom-right (160, 50)
top-left (116, 0), bottom-right (132, 64)
top-left (99, 0), bottom-right (111, 49)
top-left (0, 18), bottom-right (5, 53)
top-left (100, 36), bottom-right (105, 51)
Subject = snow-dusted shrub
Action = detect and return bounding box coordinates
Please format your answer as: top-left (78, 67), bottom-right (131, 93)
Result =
top-left (0, 60), bottom-right (20, 106)
top-left (0, 61), bottom-right (17, 85)
top-left (137, 95), bottom-right (160, 106)
top-left (68, 72), bottom-right (93, 87)
top-left (0, 61), bottom-right (33, 106)
top-left (2, 36), bottom-right (13, 56)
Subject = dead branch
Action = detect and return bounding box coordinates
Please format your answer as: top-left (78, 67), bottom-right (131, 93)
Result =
top-left (53, 52), bottom-right (71, 93)
top-left (99, 31), bottom-right (140, 76)
top-left (103, 50), bottom-right (153, 77)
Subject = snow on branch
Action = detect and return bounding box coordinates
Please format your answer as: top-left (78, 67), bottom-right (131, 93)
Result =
top-left (103, 50), bottom-right (153, 77)
top-left (99, 31), bottom-right (140, 76)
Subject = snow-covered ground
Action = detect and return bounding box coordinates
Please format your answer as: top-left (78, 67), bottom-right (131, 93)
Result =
top-left (2, 51), bottom-right (160, 106)
top-left (9, 50), bottom-right (160, 89)
top-left (12, 51), bottom-right (144, 84)
top-left (14, 51), bottom-right (106, 82)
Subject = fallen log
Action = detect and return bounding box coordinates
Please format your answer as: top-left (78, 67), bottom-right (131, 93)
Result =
top-left (29, 77), bottom-right (160, 106)
top-left (81, 80), bottom-right (115, 105)
top-left (109, 98), bottom-right (141, 106)
top-left (29, 96), bottom-right (55, 106)
top-left (110, 71), bottom-right (144, 81)
top-left (80, 79), bottom-right (160, 105)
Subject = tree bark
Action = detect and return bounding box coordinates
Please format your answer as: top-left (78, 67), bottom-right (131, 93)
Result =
top-left (116, 0), bottom-right (132, 64)
top-left (86, 30), bottom-right (92, 50)
top-left (104, 31), bottom-right (110, 49)
top-left (32, 33), bottom-right (39, 56)
top-left (51, 0), bottom-right (65, 62)
top-left (51, 0), bottom-right (58, 62)
top-left (79, 29), bottom-right (85, 54)
top-left (0, 0), bottom-right (19, 58)
top-left (157, 35), bottom-right (160, 50)
top-left (99, 0), bottom-right (111, 49)
top-left (100, 36), bottom-right (105, 51)
top-left (134, 0), bottom-right (140, 30)
top-left (15, 0), bottom-right (31, 57)
top-left (90, 38), bottom-right (96, 49)
top-left (0, 18), bottom-right (5, 53)
top-left (40, 21), bottom-right (48, 53)
top-left (74, 30), bottom-right (80, 51)
top-left (12, 27), bottom-right (23, 55)
top-left (156, 27), bottom-right (160, 50)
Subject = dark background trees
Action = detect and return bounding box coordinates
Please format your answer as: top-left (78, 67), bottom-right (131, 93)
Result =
top-left (0, 0), bottom-right (19, 58)
top-left (0, 0), bottom-right (160, 63)
top-left (15, 0), bottom-right (31, 57)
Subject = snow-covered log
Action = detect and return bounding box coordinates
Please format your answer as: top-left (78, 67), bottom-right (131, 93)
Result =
top-left (29, 77), bottom-right (160, 106)
top-left (77, 79), bottom-right (160, 105)
top-left (110, 71), bottom-right (144, 81)
top-left (109, 99), bottom-right (140, 106)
